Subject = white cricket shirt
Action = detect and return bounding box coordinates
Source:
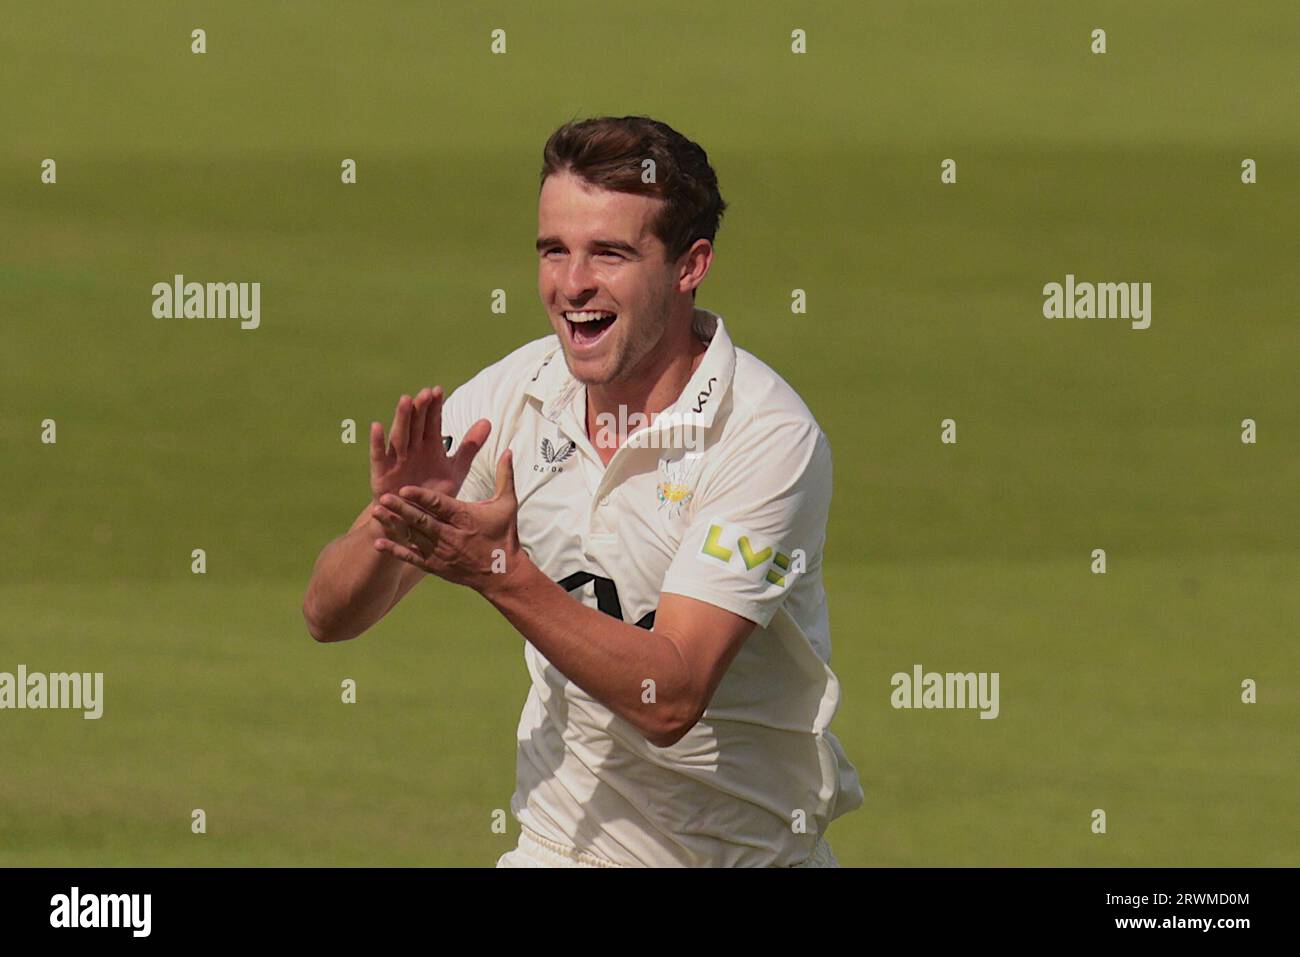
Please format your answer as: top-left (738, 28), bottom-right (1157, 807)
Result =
top-left (442, 308), bottom-right (863, 866)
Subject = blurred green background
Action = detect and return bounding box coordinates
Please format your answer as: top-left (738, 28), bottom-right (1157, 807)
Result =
top-left (1, 1), bottom-right (1296, 866)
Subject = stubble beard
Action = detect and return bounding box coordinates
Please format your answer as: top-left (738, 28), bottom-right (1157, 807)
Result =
top-left (574, 291), bottom-right (675, 388)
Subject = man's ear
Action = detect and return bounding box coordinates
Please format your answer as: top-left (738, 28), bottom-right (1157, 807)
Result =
top-left (677, 238), bottom-right (714, 297)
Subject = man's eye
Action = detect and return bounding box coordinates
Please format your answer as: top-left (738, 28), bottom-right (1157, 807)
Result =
top-left (598, 252), bottom-right (624, 260)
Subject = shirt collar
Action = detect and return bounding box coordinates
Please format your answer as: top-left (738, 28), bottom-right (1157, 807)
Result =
top-left (524, 308), bottom-right (737, 430)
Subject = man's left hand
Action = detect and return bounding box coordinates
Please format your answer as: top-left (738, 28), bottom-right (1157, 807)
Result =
top-left (372, 450), bottom-right (524, 596)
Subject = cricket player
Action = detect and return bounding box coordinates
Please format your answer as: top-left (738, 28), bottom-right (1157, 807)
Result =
top-left (303, 115), bottom-right (863, 867)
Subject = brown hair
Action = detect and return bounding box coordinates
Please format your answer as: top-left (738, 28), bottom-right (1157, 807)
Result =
top-left (539, 115), bottom-right (727, 262)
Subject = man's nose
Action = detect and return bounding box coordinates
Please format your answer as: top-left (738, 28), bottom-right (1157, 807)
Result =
top-left (560, 256), bottom-right (598, 300)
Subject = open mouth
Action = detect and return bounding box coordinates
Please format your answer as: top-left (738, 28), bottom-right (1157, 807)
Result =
top-left (564, 309), bottom-right (618, 348)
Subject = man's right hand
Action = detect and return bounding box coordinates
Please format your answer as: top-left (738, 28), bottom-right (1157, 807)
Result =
top-left (369, 386), bottom-right (492, 505)
top-left (303, 386), bottom-right (491, 643)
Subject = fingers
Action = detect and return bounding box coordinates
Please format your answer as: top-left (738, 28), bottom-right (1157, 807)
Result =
top-left (423, 386), bottom-right (445, 446)
top-left (380, 493), bottom-right (444, 537)
top-left (492, 449), bottom-right (516, 502)
top-left (389, 394), bottom-right (413, 456)
top-left (384, 387), bottom-right (443, 460)
top-left (370, 501), bottom-right (412, 542)
top-left (410, 387), bottom-right (434, 452)
top-left (371, 501), bottom-right (439, 562)
top-left (369, 421), bottom-right (387, 467)
top-left (392, 486), bottom-right (458, 523)
top-left (374, 537), bottom-right (432, 572)
top-left (452, 418), bottom-right (492, 475)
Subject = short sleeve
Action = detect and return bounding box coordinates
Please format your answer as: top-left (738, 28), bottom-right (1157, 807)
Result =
top-left (659, 419), bottom-right (832, 628)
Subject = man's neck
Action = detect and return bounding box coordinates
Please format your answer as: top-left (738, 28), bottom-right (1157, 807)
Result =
top-left (586, 309), bottom-right (709, 464)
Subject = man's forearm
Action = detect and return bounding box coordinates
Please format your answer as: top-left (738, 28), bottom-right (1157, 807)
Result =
top-left (483, 557), bottom-right (697, 747)
top-left (303, 512), bottom-right (413, 642)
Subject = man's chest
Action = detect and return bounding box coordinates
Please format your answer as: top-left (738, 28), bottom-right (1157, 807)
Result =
top-left (507, 420), bottom-right (707, 630)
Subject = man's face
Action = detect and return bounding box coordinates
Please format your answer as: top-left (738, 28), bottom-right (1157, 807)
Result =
top-left (537, 170), bottom-right (681, 386)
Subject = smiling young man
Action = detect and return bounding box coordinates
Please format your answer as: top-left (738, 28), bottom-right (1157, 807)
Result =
top-left (302, 115), bottom-right (863, 867)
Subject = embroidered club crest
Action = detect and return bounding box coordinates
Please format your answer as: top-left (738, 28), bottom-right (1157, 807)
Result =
top-left (656, 454), bottom-right (700, 518)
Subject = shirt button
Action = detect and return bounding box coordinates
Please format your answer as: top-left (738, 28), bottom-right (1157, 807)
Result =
top-left (599, 495), bottom-right (610, 507)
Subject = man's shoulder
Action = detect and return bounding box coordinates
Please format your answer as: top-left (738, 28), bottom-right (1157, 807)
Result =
top-left (726, 346), bottom-right (828, 447)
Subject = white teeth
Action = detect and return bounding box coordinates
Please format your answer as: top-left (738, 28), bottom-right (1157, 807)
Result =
top-left (565, 310), bottom-right (616, 323)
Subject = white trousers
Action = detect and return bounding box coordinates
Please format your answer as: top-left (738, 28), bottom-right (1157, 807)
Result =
top-left (496, 826), bottom-right (840, 868)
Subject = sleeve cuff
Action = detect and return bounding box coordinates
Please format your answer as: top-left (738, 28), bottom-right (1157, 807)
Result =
top-left (658, 580), bottom-right (780, 629)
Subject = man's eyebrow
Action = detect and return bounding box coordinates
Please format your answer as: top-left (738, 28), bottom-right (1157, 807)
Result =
top-left (535, 236), bottom-right (641, 254)
top-left (590, 238), bottom-right (640, 254)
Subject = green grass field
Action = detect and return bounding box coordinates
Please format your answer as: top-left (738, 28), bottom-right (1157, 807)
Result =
top-left (2, 1), bottom-right (1296, 866)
